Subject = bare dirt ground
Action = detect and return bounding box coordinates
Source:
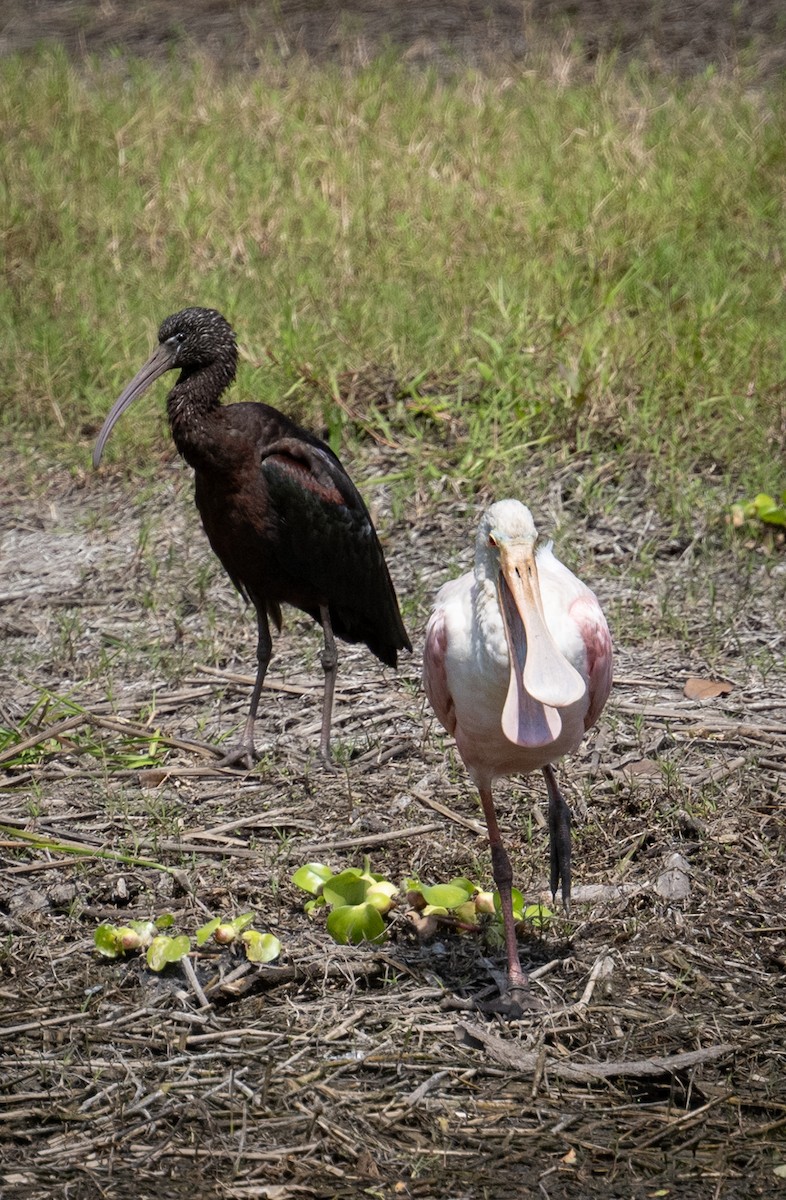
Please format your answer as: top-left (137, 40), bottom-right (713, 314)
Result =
top-left (2, 0), bottom-right (786, 75)
top-left (1, 447), bottom-right (785, 1199)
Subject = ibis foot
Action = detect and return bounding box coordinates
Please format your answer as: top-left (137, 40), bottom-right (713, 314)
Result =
top-left (215, 740), bottom-right (259, 770)
top-left (318, 754), bottom-right (338, 775)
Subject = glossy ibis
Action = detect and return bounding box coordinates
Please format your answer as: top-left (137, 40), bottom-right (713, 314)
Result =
top-left (93, 307), bottom-right (411, 767)
top-left (423, 500), bottom-right (612, 1010)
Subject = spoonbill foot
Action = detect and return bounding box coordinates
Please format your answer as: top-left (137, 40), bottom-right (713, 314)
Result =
top-left (474, 979), bottom-right (543, 1019)
top-left (544, 763), bottom-right (572, 909)
top-left (474, 959), bottom-right (543, 1018)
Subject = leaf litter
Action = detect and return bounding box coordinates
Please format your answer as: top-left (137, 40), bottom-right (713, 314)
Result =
top-left (1, 455), bottom-right (785, 1199)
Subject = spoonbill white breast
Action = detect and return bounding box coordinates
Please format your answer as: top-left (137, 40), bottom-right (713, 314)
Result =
top-left (423, 500), bottom-right (612, 1008)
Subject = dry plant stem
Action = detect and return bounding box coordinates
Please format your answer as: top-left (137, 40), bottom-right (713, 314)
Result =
top-left (457, 1023), bottom-right (734, 1083)
top-left (299, 823), bottom-right (443, 854)
top-left (181, 955), bottom-right (212, 1010)
top-left (193, 664), bottom-right (353, 703)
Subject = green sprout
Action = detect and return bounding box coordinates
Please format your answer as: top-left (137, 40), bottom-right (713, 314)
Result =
top-left (93, 912), bottom-right (282, 973)
top-left (731, 491), bottom-right (786, 531)
top-left (292, 861), bottom-right (555, 948)
top-left (195, 913), bottom-right (281, 963)
top-left (146, 934), bottom-right (192, 972)
top-left (493, 889), bottom-right (554, 930)
top-left (93, 914), bottom-right (190, 970)
top-left (291, 857), bottom-right (398, 945)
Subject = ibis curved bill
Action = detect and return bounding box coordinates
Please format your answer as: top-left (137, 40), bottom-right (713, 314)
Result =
top-left (93, 342), bottom-right (179, 468)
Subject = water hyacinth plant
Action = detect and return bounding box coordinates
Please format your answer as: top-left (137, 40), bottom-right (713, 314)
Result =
top-left (291, 860), bottom-right (553, 946)
top-left (93, 912), bottom-right (281, 971)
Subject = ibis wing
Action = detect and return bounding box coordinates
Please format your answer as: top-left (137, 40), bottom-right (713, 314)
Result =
top-left (260, 438), bottom-right (362, 510)
top-left (259, 439), bottom-right (410, 663)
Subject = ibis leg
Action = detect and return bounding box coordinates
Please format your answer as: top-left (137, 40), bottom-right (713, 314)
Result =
top-left (217, 607), bottom-right (272, 769)
top-left (478, 784), bottom-right (529, 997)
top-left (318, 605), bottom-right (338, 765)
top-left (543, 763), bottom-right (572, 909)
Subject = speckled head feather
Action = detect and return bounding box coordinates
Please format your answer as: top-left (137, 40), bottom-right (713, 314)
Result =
top-left (158, 307), bottom-right (238, 372)
top-left (92, 307), bottom-right (239, 468)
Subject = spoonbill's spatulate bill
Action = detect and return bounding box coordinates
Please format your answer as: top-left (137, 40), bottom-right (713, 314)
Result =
top-left (94, 307), bottom-right (411, 768)
top-left (423, 500), bottom-right (612, 1010)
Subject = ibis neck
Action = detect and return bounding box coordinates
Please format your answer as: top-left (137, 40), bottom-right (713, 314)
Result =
top-left (167, 358), bottom-right (236, 466)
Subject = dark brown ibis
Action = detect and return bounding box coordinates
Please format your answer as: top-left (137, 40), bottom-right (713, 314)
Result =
top-left (93, 307), bottom-right (411, 768)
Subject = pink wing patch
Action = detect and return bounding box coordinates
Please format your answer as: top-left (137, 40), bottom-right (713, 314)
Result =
top-left (570, 594), bottom-right (613, 731)
top-left (422, 609), bottom-right (457, 736)
top-left (265, 453), bottom-right (345, 506)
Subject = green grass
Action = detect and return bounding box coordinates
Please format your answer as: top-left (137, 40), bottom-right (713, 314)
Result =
top-left (2, 48), bottom-right (785, 515)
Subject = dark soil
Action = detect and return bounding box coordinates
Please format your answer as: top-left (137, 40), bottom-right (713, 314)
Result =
top-left (2, 0), bottom-right (786, 75)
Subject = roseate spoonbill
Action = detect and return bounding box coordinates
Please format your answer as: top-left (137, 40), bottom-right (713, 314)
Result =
top-left (423, 500), bottom-right (612, 1009)
top-left (93, 307), bottom-right (411, 768)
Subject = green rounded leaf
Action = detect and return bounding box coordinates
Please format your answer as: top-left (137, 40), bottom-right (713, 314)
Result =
top-left (453, 901), bottom-right (478, 924)
top-left (230, 912), bottom-right (256, 934)
top-left (241, 931), bottom-right (281, 963)
top-left (523, 903), bottom-right (554, 929)
top-left (94, 924), bottom-right (123, 958)
top-left (304, 896), bottom-right (325, 916)
top-left (322, 869), bottom-right (369, 909)
top-left (494, 888), bottom-right (525, 919)
top-left (421, 883), bottom-right (473, 910)
top-left (449, 876), bottom-right (478, 894)
top-left (154, 913), bottom-right (175, 930)
top-left (754, 494), bottom-right (786, 526)
top-left (196, 918), bottom-right (221, 946)
top-left (326, 903), bottom-right (386, 945)
top-left (291, 862), bottom-right (334, 895)
top-left (146, 934), bottom-right (191, 972)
